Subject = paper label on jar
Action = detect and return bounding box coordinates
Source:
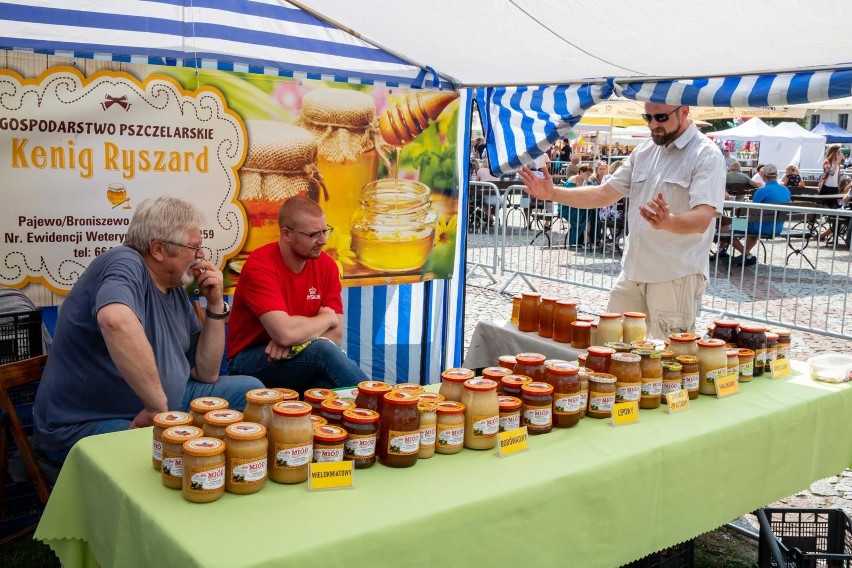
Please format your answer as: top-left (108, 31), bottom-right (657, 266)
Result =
top-left (274, 442), bottom-right (313, 469)
top-left (554, 392), bottom-right (581, 414)
top-left (778, 346), bottom-right (789, 359)
top-left (387, 430), bottom-right (420, 455)
top-left (345, 434), bottom-right (377, 458)
top-left (188, 465), bottom-right (225, 492)
top-left (739, 361), bottom-right (753, 377)
top-left (314, 446), bottom-right (344, 463)
top-left (472, 415), bottom-right (499, 437)
top-left (705, 367), bottom-right (726, 383)
top-left (437, 423), bottom-right (464, 448)
top-left (231, 457), bottom-right (267, 484)
top-left (588, 391), bottom-right (614, 413)
top-left (681, 372), bottom-right (699, 390)
top-left (641, 379), bottom-right (662, 397)
top-left (522, 405), bottom-right (552, 428)
top-left (499, 412), bottom-right (520, 432)
top-left (152, 439), bottom-right (163, 462)
top-left (161, 452), bottom-right (183, 478)
top-left (615, 382), bottom-right (641, 402)
top-left (578, 389), bottom-right (588, 411)
top-left (662, 379), bottom-right (682, 395)
top-left (419, 424), bottom-right (437, 447)
top-left (755, 348), bottom-right (766, 365)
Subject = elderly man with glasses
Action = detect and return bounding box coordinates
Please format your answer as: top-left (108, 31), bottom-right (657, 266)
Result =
top-left (520, 103), bottom-right (726, 340)
top-left (228, 196), bottom-right (368, 392)
top-left (33, 196), bottom-right (263, 467)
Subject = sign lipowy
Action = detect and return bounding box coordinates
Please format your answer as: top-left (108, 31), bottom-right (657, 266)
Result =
top-left (0, 66), bottom-right (246, 293)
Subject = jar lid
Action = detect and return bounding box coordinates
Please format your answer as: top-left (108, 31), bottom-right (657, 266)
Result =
top-left (463, 378), bottom-right (498, 392)
top-left (697, 338), bottom-right (726, 349)
top-left (587, 346), bottom-right (616, 357)
top-left (611, 352), bottom-right (641, 363)
top-left (521, 292), bottom-right (541, 299)
top-left (737, 348), bottom-right (755, 357)
top-left (357, 380), bottom-right (392, 395)
top-left (515, 352), bottom-right (546, 364)
top-left (243, 121), bottom-right (318, 171)
top-left (394, 383), bottom-right (425, 395)
top-left (544, 362), bottom-right (579, 375)
top-left (541, 296), bottom-right (558, 303)
top-left (587, 372), bottom-right (617, 384)
top-left (765, 332), bottom-right (779, 341)
top-left (623, 312), bottom-right (647, 318)
top-left (436, 401), bottom-right (466, 415)
top-left (577, 353), bottom-right (587, 362)
top-left (726, 349), bottom-right (741, 357)
top-left (272, 400), bottom-right (312, 418)
top-left (659, 349), bottom-right (675, 359)
top-left (204, 409), bottom-right (244, 426)
top-left (225, 422), bottom-right (267, 441)
top-left (632, 348), bottom-right (661, 359)
top-left (521, 382), bottom-right (554, 395)
top-left (713, 319), bottom-right (740, 328)
top-left (273, 388), bottom-right (300, 401)
top-left (183, 437), bottom-right (225, 457)
top-left (189, 397), bottom-right (228, 413)
top-left (153, 411), bottom-right (193, 428)
top-left (342, 408), bottom-right (380, 423)
top-left (543, 359), bottom-right (570, 367)
top-left (313, 424), bottom-right (348, 443)
top-left (576, 315), bottom-right (595, 322)
top-left (738, 324), bottom-right (766, 332)
top-left (303, 388), bottom-right (338, 403)
top-left (300, 89), bottom-right (375, 129)
top-left (513, 294), bottom-right (522, 300)
top-left (675, 355), bottom-right (699, 364)
top-left (245, 389), bottom-right (286, 405)
top-left (497, 355), bottom-right (517, 366)
top-left (417, 401), bottom-right (438, 414)
top-left (161, 425), bottom-right (203, 444)
top-left (309, 415), bottom-right (328, 427)
top-left (498, 395), bottom-right (522, 410)
top-left (769, 328), bottom-right (791, 338)
top-left (662, 362), bottom-right (683, 372)
top-left (383, 391), bottom-right (420, 405)
top-left (603, 341), bottom-right (632, 352)
top-left (555, 299), bottom-right (577, 306)
top-left (631, 340), bottom-right (657, 350)
top-left (482, 366), bottom-right (513, 380)
top-left (501, 374), bottom-right (533, 387)
top-left (441, 368), bottom-right (475, 383)
top-left (320, 398), bottom-right (356, 415)
top-left (572, 321), bottom-right (592, 328)
top-left (669, 332), bottom-right (700, 343)
top-left (418, 392), bottom-right (445, 403)
top-left (598, 313), bottom-right (622, 319)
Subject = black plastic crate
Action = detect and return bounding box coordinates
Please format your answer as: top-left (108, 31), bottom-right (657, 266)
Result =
top-left (758, 508), bottom-right (852, 568)
top-left (0, 309), bottom-right (43, 364)
top-left (622, 539), bottom-right (694, 568)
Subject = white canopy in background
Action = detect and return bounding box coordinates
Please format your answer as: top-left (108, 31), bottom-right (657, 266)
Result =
top-left (707, 118), bottom-right (777, 141)
top-left (761, 123), bottom-right (826, 170)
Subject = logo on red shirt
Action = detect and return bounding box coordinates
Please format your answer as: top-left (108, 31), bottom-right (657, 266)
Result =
top-left (307, 287), bottom-right (321, 301)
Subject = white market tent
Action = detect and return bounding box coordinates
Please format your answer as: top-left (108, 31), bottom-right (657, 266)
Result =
top-left (707, 118), bottom-right (777, 141)
top-left (761, 122), bottom-right (826, 170)
top-left (3, 0), bottom-right (852, 379)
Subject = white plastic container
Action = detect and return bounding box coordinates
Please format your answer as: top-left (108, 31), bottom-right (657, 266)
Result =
top-left (807, 353), bottom-right (852, 383)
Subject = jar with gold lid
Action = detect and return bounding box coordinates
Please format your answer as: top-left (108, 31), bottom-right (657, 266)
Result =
top-left (313, 425), bottom-right (348, 463)
top-left (513, 352), bottom-right (547, 381)
top-left (355, 380), bottom-right (392, 413)
top-left (553, 300), bottom-right (577, 343)
top-left (604, 341), bottom-right (632, 354)
top-left (341, 408), bottom-right (380, 468)
top-left (269, 401), bottom-right (314, 484)
top-left (538, 297), bottom-right (558, 338)
top-left (303, 388), bottom-right (339, 415)
top-left (188, 397), bottom-right (228, 428)
top-left (517, 292), bottom-right (542, 332)
top-left (439, 368), bottom-right (475, 402)
top-left (622, 312), bottom-right (648, 344)
top-left (273, 388), bottom-right (299, 401)
top-left (667, 332), bottom-right (700, 358)
top-left (202, 409), bottom-right (244, 440)
top-left (521, 382), bottom-right (553, 435)
top-left (500, 374), bottom-right (533, 399)
top-left (586, 373), bottom-right (617, 419)
top-left (224, 422), bottom-right (268, 495)
top-left (182, 437), bottom-right (226, 503)
top-left (319, 398), bottom-right (357, 426)
top-left (498, 396), bottom-right (522, 433)
top-left (769, 328), bottom-right (791, 359)
top-left (545, 362), bottom-right (581, 428)
top-left (697, 339), bottom-right (728, 395)
top-left (634, 349), bottom-right (663, 409)
top-left (585, 346), bottom-right (616, 374)
top-left (378, 391), bottom-right (421, 467)
top-left (161, 425), bottom-right (203, 489)
top-left (243, 389), bottom-right (285, 428)
top-left (461, 378), bottom-right (499, 450)
top-left (416, 402), bottom-right (438, 459)
top-left (675, 355), bottom-right (700, 399)
top-left (596, 313), bottom-right (623, 344)
top-left (152, 411), bottom-right (193, 471)
top-left (661, 362), bottom-right (683, 402)
top-left (435, 401), bottom-right (466, 454)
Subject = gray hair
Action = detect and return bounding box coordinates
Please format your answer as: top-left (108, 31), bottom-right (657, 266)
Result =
top-left (124, 196), bottom-right (205, 255)
top-left (729, 161), bottom-right (741, 171)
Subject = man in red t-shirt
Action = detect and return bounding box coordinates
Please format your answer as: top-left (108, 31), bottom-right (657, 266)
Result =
top-left (227, 197), bottom-right (368, 391)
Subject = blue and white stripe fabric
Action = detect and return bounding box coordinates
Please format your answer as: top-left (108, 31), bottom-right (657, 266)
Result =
top-left (0, 0), bottom-right (450, 89)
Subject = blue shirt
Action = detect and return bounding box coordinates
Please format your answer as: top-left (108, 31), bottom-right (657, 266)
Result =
top-left (749, 180), bottom-right (791, 235)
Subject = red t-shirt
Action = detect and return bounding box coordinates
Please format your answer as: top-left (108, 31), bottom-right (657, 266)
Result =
top-left (227, 243), bottom-right (343, 359)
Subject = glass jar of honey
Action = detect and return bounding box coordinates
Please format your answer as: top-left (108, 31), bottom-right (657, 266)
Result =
top-left (497, 355), bottom-right (517, 371)
top-left (697, 339), bottom-right (728, 395)
top-left (571, 321), bottom-right (592, 349)
top-left (737, 348), bottom-right (755, 382)
top-left (726, 349), bottom-right (741, 382)
top-left (596, 313), bottom-right (623, 344)
top-left (500, 374), bottom-right (532, 399)
top-left (659, 349), bottom-right (676, 364)
top-left (622, 312), bottom-right (648, 344)
top-left (269, 401), bottom-right (314, 484)
top-left (737, 325), bottom-right (767, 377)
top-left (513, 352), bottom-right (547, 381)
top-left (224, 422), bottom-right (268, 495)
top-left (609, 353), bottom-right (641, 405)
top-left (152, 411), bottom-right (193, 471)
top-left (439, 368), bottom-right (475, 402)
top-left (303, 388), bottom-right (339, 415)
top-left (378, 391), bottom-right (420, 467)
top-left (553, 300), bottom-right (578, 343)
top-left (711, 319), bottom-right (740, 347)
top-left (482, 366), bottom-right (513, 385)
top-left (586, 373), bottom-right (617, 419)
top-left (243, 389), bottom-right (284, 428)
top-left (521, 382), bottom-right (553, 435)
top-left (585, 346), bottom-right (616, 373)
top-left (667, 332), bottom-right (700, 358)
top-left (202, 409), bottom-right (244, 440)
top-left (633, 349), bottom-right (663, 409)
top-left (578, 370), bottom-right (589, 419)
top-left (511, 295), bottom-right (522, 324)
top-left (355, 380), bottom-right (392, 413)
top-left (498, 396), bottom-right (522, 433)
top-left (545, 362), bottom-right (580, 428)
top-left (765, 332), bottom-right (779, 368)
top-left (675, 355), bottom-right (700, 399)
top-left (435, 401), bottom-right (466, 454)
top-left (342, 408), bottom-right (380, 468)
top-left (462, 379), bottom-right (500, 450)
top-left (189, 397), bottom-right (228, 428)
top-left (161, 425), bottom-right (203, 489)
top-left (319, 398), bottom-right (356, 426)
top-left (769, 328), bottom-right (791, 359)
top-left (416, 402), bottom-right (438, 459)
top-left (661, 362), bottom-right (683, 402)
top-left (517, 292), bottom-right (542, 332)
top-left (182, 437), bottom-right (226, 504)
top-left (538, 297), bottom-right (558, 338)
top-left (313, 425), bottom-right (348, 463)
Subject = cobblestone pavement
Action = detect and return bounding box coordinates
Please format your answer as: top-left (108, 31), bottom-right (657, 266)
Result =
top-left (461, 279), bottom-right (852, 526)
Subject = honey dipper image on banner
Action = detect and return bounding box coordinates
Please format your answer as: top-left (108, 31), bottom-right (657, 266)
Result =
top-left (379, 92), bottom-right (459, 146)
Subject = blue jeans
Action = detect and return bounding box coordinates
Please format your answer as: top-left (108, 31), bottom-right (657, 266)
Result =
top-left (40, 374), bottom-right (263, 466)
top-left (229, 339), bottom-right (367, 392)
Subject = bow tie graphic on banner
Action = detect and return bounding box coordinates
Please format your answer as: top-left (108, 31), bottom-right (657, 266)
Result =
top-left (101, 94), bottom-right (131, 111)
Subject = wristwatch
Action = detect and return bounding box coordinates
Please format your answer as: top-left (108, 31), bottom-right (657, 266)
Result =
top-left (205, 302), bottom-right (230, 320)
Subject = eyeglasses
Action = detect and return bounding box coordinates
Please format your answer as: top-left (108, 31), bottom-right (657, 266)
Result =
top-left (641, 106), bottom-right (683, 124)
top-left (285, 225), bottom-right (334, 242)
top-left (161, 240), bottom-right (205, 254)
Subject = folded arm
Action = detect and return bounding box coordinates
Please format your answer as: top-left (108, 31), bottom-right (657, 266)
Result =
top-left (260, 306), bottom-right (339, 348)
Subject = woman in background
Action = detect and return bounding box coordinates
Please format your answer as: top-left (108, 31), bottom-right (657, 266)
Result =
top-left (559, 165), bottom-right (592, 247)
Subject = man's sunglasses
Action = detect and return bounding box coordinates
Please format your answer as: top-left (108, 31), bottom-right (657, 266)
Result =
top-left (641, 106), bottom-right (682, 124)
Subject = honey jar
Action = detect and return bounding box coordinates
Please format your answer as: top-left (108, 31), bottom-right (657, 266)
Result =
top-left (726, 349), bottom-right (741, 382)
top-left (269, 401), bottom-right (314, 484)
top-left (439, 368), bottom-right (475, 402)
top-left (513, 352), bottom-right (547, 381)
top-left (769, 328), bottom-right (791, 359)
top-left (521, 382), bottom-right (553, 435)
top-left (498, 396), bottom-right (522, 433)
top-left (661, 362), bottom-right (683, 402)
top-left (497, 355), bottom-right (517, 371)
top-left (675, 355), bottom-right (700, 399)
top-left (418, 392), bottom-right (445, 404)
top-left (309, 415), bottom-right (328, 429)
top-left (765, 332), bottom-right (779, 367)
top-left (394, 383), bottom-right (426, 397)
top-left (586, 373), bottom-right (617, 419)
top-left (711, 319), bottom-right (740, 347)
top-left (634, 349), bottom-right (663, 409)
top-left (596, 313), bottom-right (623, 344)
top-left (667, 332), bottom-right (700, 358)
top-left (224, 422), bottom-right (268, 495)
top-left (571, 321), bottom-right (592, 349)
top-left (737, 348), bottom-right (755, 382)
top-left (416, 402), bottom-right (438, 459)
top-left (511, 295), bottom-right (522, 324)
top-left (538, 297), bottom-right (558, 338)
top-left (435, 401), bottom-right (466, 454)
top-left (303, 388), bottom-right (339, 415)
top-left (697, 339), bottom-right (728, 395)
top-left (319, 398), bottom-right (357, 426)
top-left (273, 388), bottom-right (299, 401)
top-left (461, 378), bottom-right (500, 450)
top-left (152, 411), bottom-right (193, 471)
top-left (737, 325), bottom-right (767, 377)
top-left (610, 353), bottom-right (642, 405)
top-left (577, 370), bottom-right (589, 419)
top-left (500, 374), bottom-right (533, 399)
top-left (202, 409), bottom-right (244, 440)
top-left (585, 346), bottom-right (616, 374)
top-left (188, 397), bottom-right (228, 428)
top-left (622, 312), bottom-right (648, 344)
top-left (354, 380), bottom-right (392, 413)
top-left (342, 408), bottom-right (380, 468)
top-left (553, 300), bottom-right (578, 343)
top-left (243, 389), bottom-right (285, 428)
top-left (161, 425), bottom-right (203, 489)
top-left (378, 391), bottom-right (421, 467)
top-left (313, 425), bottom-right (348, 463)
top-left (517, 292), bottom-right (542, 332)
top-left (481, 366), bottom-right (512, 388)
top-left (182, 438), bottom-right (226, 503)
top-left (545, 362), bottom-right (581, 428)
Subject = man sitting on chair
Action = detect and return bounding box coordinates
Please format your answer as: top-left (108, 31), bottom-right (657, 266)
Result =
top-left (729, 164), bottom-right (791, 266)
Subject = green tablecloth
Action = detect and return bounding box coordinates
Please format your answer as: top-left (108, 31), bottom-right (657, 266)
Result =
top-left (36, 363), bottom-right (852, 568)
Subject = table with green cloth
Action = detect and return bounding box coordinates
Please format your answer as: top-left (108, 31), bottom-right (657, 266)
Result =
top-left (36, 363), bottom-right (851, 568)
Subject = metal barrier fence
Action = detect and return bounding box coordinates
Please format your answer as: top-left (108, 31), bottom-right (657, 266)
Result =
top-left (465, 185), bottom-right (852, 339)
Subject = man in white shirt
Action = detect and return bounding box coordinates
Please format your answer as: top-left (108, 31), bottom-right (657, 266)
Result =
top-left (520, 103), bottom-right (726, 339)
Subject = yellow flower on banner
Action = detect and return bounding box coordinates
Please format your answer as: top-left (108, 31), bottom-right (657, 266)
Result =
top-left (434, 214), bottom-right (457, 245)
top-left (323, 229), bottom-right (356, 276)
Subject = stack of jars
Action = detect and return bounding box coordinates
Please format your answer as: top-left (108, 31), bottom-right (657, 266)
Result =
top-left (514, 293), bottom-right (580, 345)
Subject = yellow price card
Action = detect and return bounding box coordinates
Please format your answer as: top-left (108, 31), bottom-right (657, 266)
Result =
top-left (714, 374), bottom-right (740, 398)
top-left (308, 461), bottom-right (354, 491)
top-left (770, 358), bottom-right (791, 379)
top-left (611, 401), bottom-right (639, 426)
top-left (666, 390), bottom-right (690, 414)
top-left (498, 426), bottom-right (529, 458)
